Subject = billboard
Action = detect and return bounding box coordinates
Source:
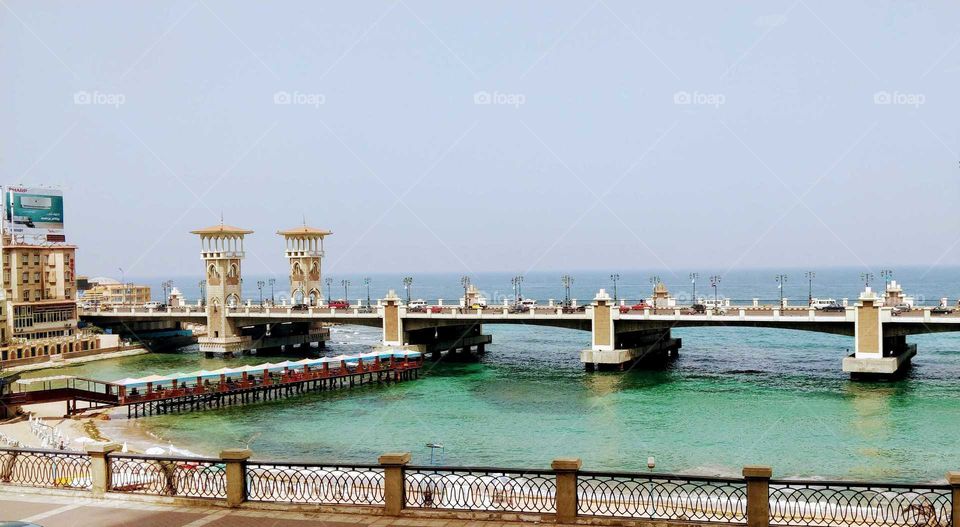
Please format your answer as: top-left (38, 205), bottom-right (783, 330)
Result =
top-left (3, 186), bottom-right (65, 236)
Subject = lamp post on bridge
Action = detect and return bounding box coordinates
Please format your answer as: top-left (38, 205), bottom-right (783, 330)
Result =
top-left (256, 280), bottom-right (265, 306)
top-left (710, 275), bottom-right (721, 313)
top-left (118, 267), bottom-right (126, 305)
top-left (880, 269), bottom-right (893, 287)
top-left (860, 272), bottom-right (874, 288)
top-left (460, 276), bottom-right (471, 312)
top-left (511, 275), bottom-right (524, 305)
top-left (364, 277), bottom-right (372, 308)
top-left (775, 274), bottom-right (787, 308)
top-left (402, 276), bottom-right (413, 305)
top-left (325, 277), bottom-right (333, 303)
top-left (689, 272), bottom-right (699, 306)
top-left (198, 280), bottom-right (206, 307)
top-left (268, 278), bottom-right (275, 305)
top-left (610, 274), bottom-right (620, 303)
top-left (805, 271), bottom-right (815, 307)
top-left (161, 280), bottom-right (173, 305)
top-left (341, 279), bottom-right (351, 302)
top-left (561, 275), bottom-right (573, 307)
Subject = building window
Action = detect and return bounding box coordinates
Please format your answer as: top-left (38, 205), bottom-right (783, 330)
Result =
top-left (22, 291), bottom-right (29, 302)
top-left (33, 272), bottom-right (40, 284)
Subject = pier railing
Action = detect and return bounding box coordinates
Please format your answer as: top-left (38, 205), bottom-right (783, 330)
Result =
top-left (1, 445), bottom-right (958, 527)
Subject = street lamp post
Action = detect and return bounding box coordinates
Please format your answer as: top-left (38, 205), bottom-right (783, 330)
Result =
top-left (561, 275), bottom-right (573, 307)
top-left (257, 280), bottom-right (265, 306)
top-left (198, 280), bottom-right (206, 307)
top-left (460, 276), bottom-right (471, 311)
top-left (710, 275), bottom-right (721, 313)
top-left (118, 267), bottom-right (126, 305)
top-left (610, 274), bottom-right (620, 303)
top-left (880, 269), bottom-right (893, 288)
top-left (775, 274), bottom-right (787, 308)
top-left (402, 276), bottom-right (413, 305)
top-left (268, 278), bottom-right (275, 305)
top-left (363, 277), bottom-right (372, 307)
top-left (161, 280), bottom-right (173, 305)
top-left (860, 272), bottom-right (874, 288)
top-left (805, 271), bottom-right (815, 306)
top-left (325, 277), bottom-right (333, 303)
top-left (689, 273), bottom-right (699, 306)
top-left (341, 279), bottom-right (351, 301)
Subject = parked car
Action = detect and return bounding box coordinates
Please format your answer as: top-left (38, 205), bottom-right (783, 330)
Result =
top-left (820, 303), bottom-right (845, 312)
top-left (408, 299), bottom-right (428, 311)
top-left (328, 300), bottom-right (350, 309)
top-left (143, 301), bottom-right (164, 310)
top-left (687, 303), bottom-right (707, 314)
top-left (619, 302), bottom-right (651, 313)
top-left (892, 303), bottom-right (912, 315)
top-left (428, 306), bottom-right (443, 313)
top-left (291, 303), bottom-right (309, 311)
top-left (932, 305), bottom-right (954, 315)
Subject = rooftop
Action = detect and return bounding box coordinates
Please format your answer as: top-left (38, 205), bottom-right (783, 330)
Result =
top-left (277, 225), bottom-right (332, 237)
top-left (190, 224), bottom-right (254, 235)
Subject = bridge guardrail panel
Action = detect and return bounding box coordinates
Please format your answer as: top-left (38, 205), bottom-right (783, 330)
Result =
top-left (0, 447), bottom-right (92, 490)
top-left (245, 461), bottom-right (385, 505)
top-left (403, 465), bottom-right (558, 513)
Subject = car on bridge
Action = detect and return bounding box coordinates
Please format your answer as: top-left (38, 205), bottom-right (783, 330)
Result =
top-left (819, 303), bottom-right (845, 312)
top-left (328, 300), bottom-right (350, 310)
top-left (428, 306), bottom-right (443, 313)
top-left (408, 299), bottom-right (428, 312)
top-left (892, 303), bottom-right (912, 315)
top-left (619, 302), bottom-right (651, 313)
top-left (932, 305), bottom-right (954, 315)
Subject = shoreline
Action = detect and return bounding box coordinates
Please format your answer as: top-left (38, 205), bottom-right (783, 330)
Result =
top-left (2, 346), bottom-right (148, 374)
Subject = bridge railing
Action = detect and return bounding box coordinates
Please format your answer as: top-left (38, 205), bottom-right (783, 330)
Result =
top-left (1, 446), bottom-right (957, 526)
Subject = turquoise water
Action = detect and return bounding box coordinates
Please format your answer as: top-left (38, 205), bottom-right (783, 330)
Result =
top-left (27, 267), bottom-right (960, 481)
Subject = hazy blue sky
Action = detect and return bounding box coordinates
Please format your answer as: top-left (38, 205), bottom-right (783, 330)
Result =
top-left (2, 1), bottom-right (958, 279)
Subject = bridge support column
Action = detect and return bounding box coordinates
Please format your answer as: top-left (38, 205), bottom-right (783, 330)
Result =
top-left (843, 287), bottom-right (915, 379)
top-left (581, 289), bottom-right (680, 371)
top-left (381, 290), bottom-right (405, 347)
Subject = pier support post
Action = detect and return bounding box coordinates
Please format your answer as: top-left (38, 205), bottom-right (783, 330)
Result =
top-left (552, 458), bottom-right (581, 524)
top-left (743, 466), bottom-right (772, 527)
top-left (843, 287), bottom-right (915, 378)
top-left (381, 290), bottom-right (405, 347)
top-left (948, 472), bottom-right (960, 527)
top-left (221, 448), bottom-right (252, 507)
top-left (85, 442), bottom-right (120, 497)
top-left (379, 452), bottom-right (411, 516)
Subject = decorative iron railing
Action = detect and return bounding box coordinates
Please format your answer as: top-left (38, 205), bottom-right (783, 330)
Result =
top-left (769, 480), bottom-right (953, 527)
top-left (577, 471), bottom-right (747, 522)
top-left (404, 466), bottom-right (557, 513)
top-left (0, 447), bottom-right (91, 489)
top-left (245, 462), bottom-right (385, 505)
top-left (108, 453), bottom-right (226, 499)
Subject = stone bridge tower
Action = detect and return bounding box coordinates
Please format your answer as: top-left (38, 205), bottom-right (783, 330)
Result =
top-left (191, 222), bottom-right (253, 356)
top-left (277, 225), bottom-right (331, 306)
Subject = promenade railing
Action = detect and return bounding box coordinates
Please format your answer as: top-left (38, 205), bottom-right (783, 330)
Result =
top-left (0, 445), bottom-right (957, 527)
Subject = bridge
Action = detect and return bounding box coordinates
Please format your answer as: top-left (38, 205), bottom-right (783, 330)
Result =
top-left (72, 221), bottom-right (960, 379)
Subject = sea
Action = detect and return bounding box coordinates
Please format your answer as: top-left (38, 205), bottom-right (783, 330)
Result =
top-left (23, 266), bottom-right (960, 482)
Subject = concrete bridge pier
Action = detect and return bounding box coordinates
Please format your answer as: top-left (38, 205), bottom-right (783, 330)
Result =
top-left (380, 290), bottom-right (491, 360)
top-left (843, 287), bottom-right (915, 379)
top-left (580, 289), bottom-right (682, 371)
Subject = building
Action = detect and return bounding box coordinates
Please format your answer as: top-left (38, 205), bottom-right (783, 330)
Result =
top-left (0, 235), bottom-right (101, 363)
top-left (80, 277), bottom-right (151, 307)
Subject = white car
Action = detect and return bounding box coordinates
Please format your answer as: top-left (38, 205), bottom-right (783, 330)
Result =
top-left (407, 299), bottom-right (428, 310)
top-left (143, 301), bottom-right (163, 310)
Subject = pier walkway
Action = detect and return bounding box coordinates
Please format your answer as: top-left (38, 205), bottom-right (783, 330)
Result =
top-left (1, 352), bottom-right (424, 419)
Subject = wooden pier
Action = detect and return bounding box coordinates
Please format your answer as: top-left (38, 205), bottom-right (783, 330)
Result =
top-left (121, 359), bottom-right (422, 419)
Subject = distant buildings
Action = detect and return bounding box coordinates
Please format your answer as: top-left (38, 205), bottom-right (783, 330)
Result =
top-left (79, 277), bottom-right (151, 307)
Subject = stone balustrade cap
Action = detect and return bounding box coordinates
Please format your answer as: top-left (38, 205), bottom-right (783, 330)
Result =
top-left (551, 458), bottom-right (582, 471)
top-left (85, 442), bottom-right (121, 454)
top-left (947, 471), bottom-right (960, 485)
top-left (379, 452), bottom-right (411, 465)
top-left (220, 448), bottom-right (252, 461)
top-left (742, 466), bottom-right (773, 478)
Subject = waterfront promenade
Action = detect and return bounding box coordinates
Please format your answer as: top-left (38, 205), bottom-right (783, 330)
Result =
top-left (0, 445), bottom-right (958, 527)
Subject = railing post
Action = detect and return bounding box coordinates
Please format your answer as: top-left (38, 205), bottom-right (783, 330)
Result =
top-left (948, 471), bottom-right (960, 527)
top-left (743, 466), bottom-right (772, 527)
top-left (85, 442), bottom-right (120, 497)
top-left (221, 448), bottom-right (252, 507)
top-left (379, 452), bottom-right (411, 516)
top-left (552, 458), bottom-right (581, 524)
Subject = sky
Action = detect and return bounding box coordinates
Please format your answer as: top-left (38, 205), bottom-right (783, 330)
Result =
top-left (2, 1), bottom-right (959, 280)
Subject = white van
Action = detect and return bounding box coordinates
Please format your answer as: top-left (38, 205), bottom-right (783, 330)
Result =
top-left (408, 299), bottom-right (428, 310)
top-left (811, 298), bottom-right (837, 310)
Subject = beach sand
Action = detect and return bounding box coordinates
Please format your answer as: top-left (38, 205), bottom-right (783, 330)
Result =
top-left (0, 401), bottom-right (201, 457)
